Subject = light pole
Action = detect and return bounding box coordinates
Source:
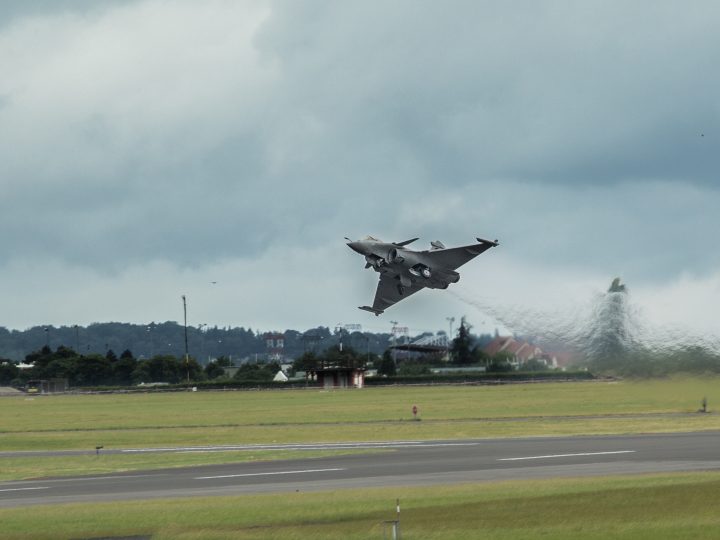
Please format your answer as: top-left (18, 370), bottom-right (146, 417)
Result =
top-left (198, 323), bottom-right (207, 365)
top-left (182, 295), bottom-right (189, 384)
top-left (390, 320), bottom-right (398, 362)
top-left (147, 325), bottom-right (155, 358)
top-left (446, 317), bottom-right (455, 340)
top-left (335, 323), bottom-right (343, 352)
top-left (446, 317), bottom-right (455, 361)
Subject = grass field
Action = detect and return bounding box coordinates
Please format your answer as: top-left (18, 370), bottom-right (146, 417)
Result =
top-left (2, 472), bottom-right (720, 539)
top-left (2, 378), bottom-right (719, 481)
top-left (3, 378), bottom-right (719, 442)
top-left (3, 378), bottom-right (720, 538)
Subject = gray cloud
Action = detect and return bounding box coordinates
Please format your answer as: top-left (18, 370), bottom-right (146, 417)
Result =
top-left (257, 1), bottom-right (720, 183)
top-left (0, 1), bottom-right (135, 29)
top-left (0, 1), bottom-right (718, 330)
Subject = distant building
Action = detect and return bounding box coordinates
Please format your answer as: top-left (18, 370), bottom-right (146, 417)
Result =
top-left (26, 378), bottom-right (68, 393)
top-left (389, 332), bottom-right (449, 360)
top-left (264, 332), bottom-right (285, 362)
top-left (544, 350), bottom-right (576, 370)
top-left (309, 367), bottom-right (365, 389)
top-left (484, 336), bottom-right (549, 368)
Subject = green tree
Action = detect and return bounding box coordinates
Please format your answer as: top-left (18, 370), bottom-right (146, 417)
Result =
top-left (130, 362), bottom-right (152, 384)
top-left (377, 350), bottom-right (397, 377)
top-left (488, 351), bottom-right (515, 372)
top-left (54, 346), bottom-right (77, 359)
top-left (24, 346), bottom-right (54, 374)
top-left (451, 317), bottom-right (474, 365)
top-left (204, 362), bottom-right (226, 380)
top-left (44, 357), bottom-right (79, 382)
top-left (132, 355), bottom-right (182, 384)
top-left (233, 362), bottom-right (280, 382)
top-left (520, 358), bottom-right (549, 372)
top-left (113, 353), bottom-right (137, 386)
top-left (234, 364), bottom-right (269, 381)
top-left (472, 346), bottom-right (489, 366)
top-left (185, 358), bottom-right (206, 382)
top-left (0, 360), bottom-right (19, 385)
top-left (75, 355), bottom-right (113, 386)
top-left (292, 352), bottom-right (319, 372)
top-left (322, 346), bottom-right (365, 369)
top-left (214, 356), bottom-right (233, 367)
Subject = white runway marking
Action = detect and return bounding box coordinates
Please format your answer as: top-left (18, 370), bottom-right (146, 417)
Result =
top-left (64, 474), bottom-right (166, 482)
top-left (0, 486), bottom-right (50, 493)
top-left (498, 450), bottom-right (636, 461)
top-left (195, 467), bottom-right (346, 480)
top-left (124, 441), bottom-right (478, 453)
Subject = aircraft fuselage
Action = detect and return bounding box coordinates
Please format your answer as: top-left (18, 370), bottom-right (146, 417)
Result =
top-left (347, 235), bottom-right (498, 315)
top-left (347, 238), bottom-right (459, 290)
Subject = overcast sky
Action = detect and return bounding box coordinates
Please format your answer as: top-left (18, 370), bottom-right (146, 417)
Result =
top-left (1, 1), bottom-right (718, 339)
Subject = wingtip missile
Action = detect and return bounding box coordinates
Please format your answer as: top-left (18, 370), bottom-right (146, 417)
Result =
top-left (477, 237), bottom-right (499, 247)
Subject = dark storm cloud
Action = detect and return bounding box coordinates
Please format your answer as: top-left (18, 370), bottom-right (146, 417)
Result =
top-left (256, 1), bottom-right (720, 186)
top-left (0, 0), bottom-right (718, 282)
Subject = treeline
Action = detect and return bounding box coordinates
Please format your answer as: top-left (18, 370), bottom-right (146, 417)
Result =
top-left (0, 323), bottom-right (393, 363)
top-left (0, 344), bottom-right (378, 389)
top-left (0, 318), bottom-right (500, 367)
top-left (0, 346), bottom-right (206, 387)
top-left (0, 346), bottom-right (311, 388)
top-left (0, 317), bottom-right (579, 390)
top-left (293, 339), bottom-right (552, 380)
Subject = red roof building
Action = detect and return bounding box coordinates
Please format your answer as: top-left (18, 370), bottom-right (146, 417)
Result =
top-left (484, 336), bottom-right (547, 367)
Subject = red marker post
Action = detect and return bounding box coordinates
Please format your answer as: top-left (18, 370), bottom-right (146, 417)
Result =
top-left (412, 405), bottom-right (418, 420)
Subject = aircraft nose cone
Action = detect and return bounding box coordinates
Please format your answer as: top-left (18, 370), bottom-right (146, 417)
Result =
top-left (347, 241), bottom-right (364, 254)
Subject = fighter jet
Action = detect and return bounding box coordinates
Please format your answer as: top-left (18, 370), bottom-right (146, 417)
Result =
top-left (347, 236), bottom-right (499, 315)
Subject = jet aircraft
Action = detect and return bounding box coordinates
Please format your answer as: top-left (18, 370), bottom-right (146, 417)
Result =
top-left (347, 236), bottom-right (498, 315)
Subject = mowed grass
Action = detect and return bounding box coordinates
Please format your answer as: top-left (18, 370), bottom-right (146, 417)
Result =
top-left (2, 378), bottom-right (719, 449)
top-left (3, 414), bottom-right (719, 453)
top-left (2, 472), bottom-right (720, 539)
top-left (2, 377), bottom-right (719, 480)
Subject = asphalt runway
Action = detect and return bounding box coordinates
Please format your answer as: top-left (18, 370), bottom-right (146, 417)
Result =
top-left (2, 431), bottom-right (720, 508)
